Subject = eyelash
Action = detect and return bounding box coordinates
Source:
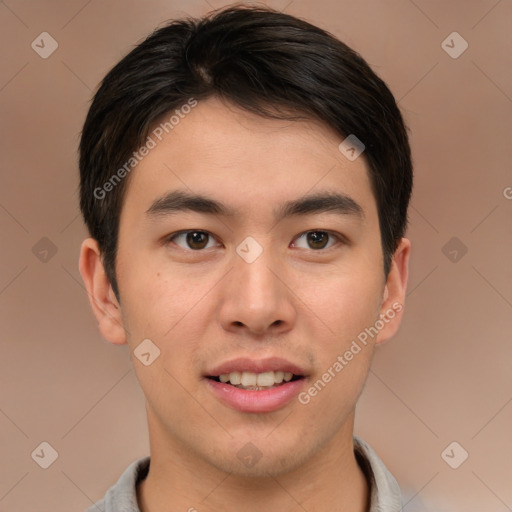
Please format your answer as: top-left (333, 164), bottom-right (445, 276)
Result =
top-left (165, 229), bottom-right (347, 252)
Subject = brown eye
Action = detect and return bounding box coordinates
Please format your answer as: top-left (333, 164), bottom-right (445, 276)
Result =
top-left (186, 231), bottom-right (209, 249)
top-left (307, 231), bottom-right (329, 249)
top-left (169, 231), bottom-right (217, 250)
top-left (292, 230), bottom-right (341, 250)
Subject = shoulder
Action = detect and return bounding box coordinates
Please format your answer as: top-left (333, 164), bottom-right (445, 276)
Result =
top-left (353, 436), bottom-right (402, 511)
top-left (86, 456), bottom-right (150, 512)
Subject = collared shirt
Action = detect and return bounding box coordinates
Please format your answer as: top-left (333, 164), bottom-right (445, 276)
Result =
top-left (87, 436), bottom-right (402, 511)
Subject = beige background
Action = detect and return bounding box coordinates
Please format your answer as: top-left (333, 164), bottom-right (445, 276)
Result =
top-left (1, 0), bottom-right (511, 510)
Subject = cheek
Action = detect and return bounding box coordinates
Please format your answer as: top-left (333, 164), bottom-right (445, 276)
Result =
top-left (119, 269), bottom-right (208, 415)
top-left (304, 265), bottom-right (383, 345)
top-left (119, 259), bottom-right (203, 336)
top-left (299, 278), bottom-right (380, 421)
top-left (119, 266), bottom-right (214, 389)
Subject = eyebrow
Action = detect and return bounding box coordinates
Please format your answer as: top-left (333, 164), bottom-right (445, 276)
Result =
top-left (146, 189), bottom-right (365, 222)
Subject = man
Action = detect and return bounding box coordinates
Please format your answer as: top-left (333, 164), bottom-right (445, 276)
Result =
top-left (79, 5), bottom-right (411, 511)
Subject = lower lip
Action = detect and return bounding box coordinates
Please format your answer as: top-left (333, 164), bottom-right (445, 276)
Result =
top-left (206, 378), bottom-right (306, 413)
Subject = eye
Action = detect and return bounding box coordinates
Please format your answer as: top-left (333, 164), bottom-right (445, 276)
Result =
top-left (167, 230), bottom-right (219, 250)
top-left (291, 230), bottom-right (343, 250)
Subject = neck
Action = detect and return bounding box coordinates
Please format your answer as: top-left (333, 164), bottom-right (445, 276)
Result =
top-left (137, 410), bottom-right (369, 512)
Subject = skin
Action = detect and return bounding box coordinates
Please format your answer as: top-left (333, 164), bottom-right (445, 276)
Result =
top-left (80, 96), bottom-right (410, 512)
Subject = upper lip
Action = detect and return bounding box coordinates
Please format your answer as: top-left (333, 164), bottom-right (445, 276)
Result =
top-left (206, 357), bottom-right (307, 377)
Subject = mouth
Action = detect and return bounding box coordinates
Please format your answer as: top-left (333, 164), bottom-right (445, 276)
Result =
top-left (204, 358), bottom-right (308, 413)
top-left (207, 370), bottom-right (304, 391)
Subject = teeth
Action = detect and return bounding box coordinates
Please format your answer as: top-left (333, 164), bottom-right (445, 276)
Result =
top-left (229, 371), bottom-right (241, 385)
top-left (216, 370), bottom-right (298, 387)
top-left (241, 372), bottom-right (257, 386)
top-left (257, 371), bottom-right (275, 387)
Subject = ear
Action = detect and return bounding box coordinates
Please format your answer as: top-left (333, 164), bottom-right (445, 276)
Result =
top-left (78, 238), bottom-right (127, 345)
top-left (375, 237), bottom-right (411, 345)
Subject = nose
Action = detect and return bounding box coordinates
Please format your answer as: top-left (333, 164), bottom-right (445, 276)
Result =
top-left (218, 246), bottom-right (297, 337)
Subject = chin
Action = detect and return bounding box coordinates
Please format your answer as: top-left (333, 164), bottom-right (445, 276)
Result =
top-left (202, 437), bottom-right (316, 479)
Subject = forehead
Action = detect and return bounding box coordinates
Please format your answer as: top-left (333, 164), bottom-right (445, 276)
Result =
top-left (120, 96), bottom-right (377, 224)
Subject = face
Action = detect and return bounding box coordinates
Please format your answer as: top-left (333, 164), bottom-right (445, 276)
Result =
top-left (83, 96), bottom-right (408, 478)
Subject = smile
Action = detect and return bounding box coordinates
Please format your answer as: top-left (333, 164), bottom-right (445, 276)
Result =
top-left (210, 370), bottom-right (300, 390)
top-left (205, 358), bottom-right (308, 413)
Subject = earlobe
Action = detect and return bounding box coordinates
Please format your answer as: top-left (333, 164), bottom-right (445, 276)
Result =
top-left (375, 237), bottom-right (411, 345)
top-left (78, 238), bottom-right (127, 345)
